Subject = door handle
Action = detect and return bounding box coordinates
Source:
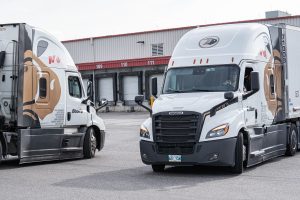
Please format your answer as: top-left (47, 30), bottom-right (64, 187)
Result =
top-left (67, 112), bottom-right (71, 121)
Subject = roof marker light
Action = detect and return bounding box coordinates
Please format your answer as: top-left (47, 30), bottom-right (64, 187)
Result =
top-left (206, 58), bottom-right (209, 64)
top-left (193, 59), bottom-right (196, 64)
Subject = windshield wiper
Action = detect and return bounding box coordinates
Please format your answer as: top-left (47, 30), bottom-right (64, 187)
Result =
top-left (165, 89), bottom-right (187, 93)
top-left (189, 89), bottom-right (212, 92)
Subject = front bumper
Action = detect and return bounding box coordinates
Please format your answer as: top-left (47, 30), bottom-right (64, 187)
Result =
top-left (140, 137), bottom-right (237, 167)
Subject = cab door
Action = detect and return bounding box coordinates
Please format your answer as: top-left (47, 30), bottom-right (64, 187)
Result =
top-left (242, 66), bottom-right (260, 127)
top-left (65, 72), bottom-right (89, 126)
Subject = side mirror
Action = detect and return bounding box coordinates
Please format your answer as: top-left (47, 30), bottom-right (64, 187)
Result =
top-left (224, 92), bottom-right (234, 100)
top-left (251, 71), bottom-right (260, 91)
top-left (135, 95), bottom-right (144, 104)
top-left (87, 81), bottom-right (93, 100)
top-left (99, 98), bottom-right (108, 107)
top-left (0, 51), bottom-right (5, 68)
top-left (135, 95), bottom-right (152, 114)
top-left (96, 98), bottom-right (108, 111)
top-left (151, 77), bottom-right (158, 97)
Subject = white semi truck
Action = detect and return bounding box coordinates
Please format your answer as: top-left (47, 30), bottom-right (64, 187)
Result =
top-left (136, 23), bottom-right (300, 173)
top-left (0, 23), bottom-right (107, 164)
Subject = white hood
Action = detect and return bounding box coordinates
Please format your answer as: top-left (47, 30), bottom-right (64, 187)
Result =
top-left (153, 92), bottom-right (226, 114)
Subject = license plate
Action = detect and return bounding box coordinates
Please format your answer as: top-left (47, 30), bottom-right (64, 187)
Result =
top-left (168, 155), bottom-right (181, 162)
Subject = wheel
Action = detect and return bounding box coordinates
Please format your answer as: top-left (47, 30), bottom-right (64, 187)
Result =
top-left (231, 133), bottom-right (244, 174)
top-left (286, 124), bottom-right (298, 156)
top-left (151, 164), bottom-right (165, 172)
top-left (83, 127), bottom-right (97, 159)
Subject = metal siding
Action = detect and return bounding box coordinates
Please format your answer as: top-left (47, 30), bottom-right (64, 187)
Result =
top-left (64, 28), bottom-right (192, 64)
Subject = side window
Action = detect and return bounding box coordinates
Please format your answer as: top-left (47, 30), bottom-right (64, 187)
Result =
top-left (243, 67), bottom-right (253, 92)
top-left (39, 77), bottom-right (47, 98)
top-left (68, 76), bottom-right (82, 98)
top-left (270, 74), bottom-right (275, 97)
top-left (37, 40), bottom-right (48, 57)
top-left (152, 43), bottom-right (164, 56)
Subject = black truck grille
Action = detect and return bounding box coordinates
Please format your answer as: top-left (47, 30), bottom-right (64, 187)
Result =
top-left (153, 112), bottom-right (201, 155)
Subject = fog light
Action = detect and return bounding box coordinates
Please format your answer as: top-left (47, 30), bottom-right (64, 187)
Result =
top-left (142, 153), bottom-right (148, 159)
top-left (209, 153), bottom-right (219, 161)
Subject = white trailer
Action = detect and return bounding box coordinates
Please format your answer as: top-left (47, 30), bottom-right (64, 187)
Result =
top-left (0, 23), bottom-right (107, 164)
top-left (136, 23), bottom-right (300, 173)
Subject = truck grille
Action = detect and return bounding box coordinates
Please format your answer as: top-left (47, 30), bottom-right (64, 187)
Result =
top-left (153, 112), bottom-right (201, 155)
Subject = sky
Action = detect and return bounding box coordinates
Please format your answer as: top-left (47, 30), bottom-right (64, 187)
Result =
top-left (0, 0), bottom-right (299, 41)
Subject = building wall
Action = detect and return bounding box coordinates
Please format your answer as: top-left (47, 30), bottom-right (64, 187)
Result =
top-left (64, 29), bottom-right (191, 64)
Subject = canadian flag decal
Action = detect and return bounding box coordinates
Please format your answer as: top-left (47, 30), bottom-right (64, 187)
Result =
top-left (49, 56), bottom-right (61, 64)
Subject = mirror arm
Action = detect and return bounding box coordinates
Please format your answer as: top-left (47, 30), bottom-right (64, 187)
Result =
top-left (137, 102), bottom-right (152, 115)
top-left (82, 98), bottom-right (89, 104)
top-left (96, 103), bottom-right (107, 112)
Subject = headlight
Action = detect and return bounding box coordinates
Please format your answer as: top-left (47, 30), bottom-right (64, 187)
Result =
top-left (140, 125), bottom-right (150, 139)
top-left (206, 124), bottom-right (229, 138)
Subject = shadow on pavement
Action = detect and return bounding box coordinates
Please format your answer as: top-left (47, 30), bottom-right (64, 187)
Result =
top-left (54, 165), bottom-right (238, 191)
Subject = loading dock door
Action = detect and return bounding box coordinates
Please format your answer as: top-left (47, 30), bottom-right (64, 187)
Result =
top-left (150, 74), bottom-right (164, 96)
top-left (123, 76), bottom-right (139, 102)
top-left (98, 77), bottom-right (114, 101)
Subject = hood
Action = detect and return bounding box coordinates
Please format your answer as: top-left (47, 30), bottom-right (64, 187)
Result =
top-left (153, 92), bottom-right (226, 114)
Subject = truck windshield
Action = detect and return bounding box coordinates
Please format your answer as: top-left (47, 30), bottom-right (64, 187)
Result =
top-left (162, 65), bottom-right (240, 94)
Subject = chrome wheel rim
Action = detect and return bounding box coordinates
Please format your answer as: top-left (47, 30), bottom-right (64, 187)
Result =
top-left (291, 130), bottom-right (297, 151)
top-left (90, 129), bottom-right (97, 154)
top-left (243, 144), bottom-right (246, 161)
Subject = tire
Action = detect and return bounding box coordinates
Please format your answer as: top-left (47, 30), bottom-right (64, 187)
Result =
top-left (152, 164), bottom-right (165, 172)
top-left (83, 127), bottom-right (97, 159)
top-left (0, 141), bottom-right (2, 164)
top-left (231, 133), bottom-right (244, 174)
top-left (286, 124), bottom-right (298, 156)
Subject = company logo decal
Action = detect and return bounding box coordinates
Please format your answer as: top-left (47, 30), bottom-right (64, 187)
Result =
top-left (72, 109), bottom-right (83, 114)
top-left (168, 111), bottom-right (184, 115)
top-left (199, 36), bottom-right (219, 48)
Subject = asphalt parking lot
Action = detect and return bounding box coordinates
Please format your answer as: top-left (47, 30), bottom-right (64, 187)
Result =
top-left (1, 112), bottom-right (300, 200)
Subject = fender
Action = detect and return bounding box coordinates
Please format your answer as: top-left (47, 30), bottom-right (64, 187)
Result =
top-left (87, 115), bottom-right (105, 131)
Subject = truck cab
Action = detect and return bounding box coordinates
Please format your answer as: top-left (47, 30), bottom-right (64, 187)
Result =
top-left (0, 23), bottom-right (106, 164)
top-left (136, 23), bottom-right (300, 173)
